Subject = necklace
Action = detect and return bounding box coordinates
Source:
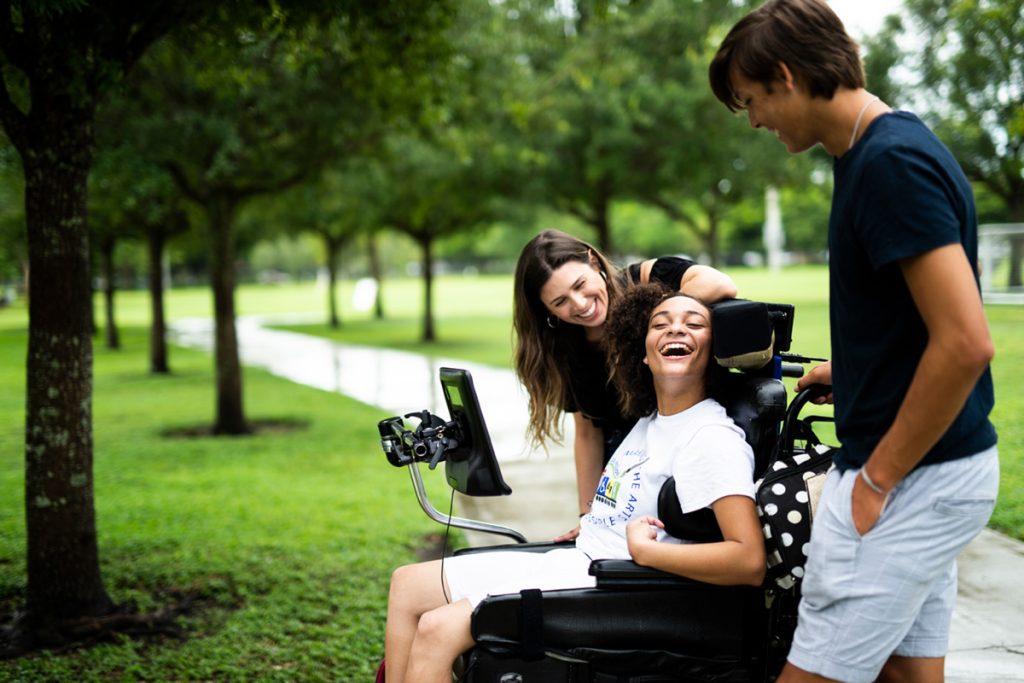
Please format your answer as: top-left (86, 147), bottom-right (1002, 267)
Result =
top-left (848, 96), bottom-right (880, 151)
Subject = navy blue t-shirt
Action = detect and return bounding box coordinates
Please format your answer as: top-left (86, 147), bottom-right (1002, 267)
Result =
top-left (829, 111), bottom-right (997, 471)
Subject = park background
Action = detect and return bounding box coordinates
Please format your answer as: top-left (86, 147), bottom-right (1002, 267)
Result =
top-left (1, 0), bottom-right (1022, 680)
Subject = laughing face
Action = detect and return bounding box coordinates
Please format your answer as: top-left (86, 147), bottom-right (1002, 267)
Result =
top-left (540, 259), bottom-right (609, 333)
top-left (643, 295), bottom-right (711, 381)
top-left (729, 67), bottom-right (817, 155)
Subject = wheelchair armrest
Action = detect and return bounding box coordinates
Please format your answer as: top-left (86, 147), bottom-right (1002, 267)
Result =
top-left (589, 559), bottom-right (706, 589)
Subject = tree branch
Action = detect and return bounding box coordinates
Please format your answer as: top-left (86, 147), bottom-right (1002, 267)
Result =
top-left (163, 161), bottom-right (206, 204)
top-left (232, 166), bottom-right (310, 202)
top-left (119, 2), bottom-right (195, 73)
top-left (0, 0), bottom-right (32, 73)
top-left (563, 201), bottom-right (595, 227)
top-left (0, 74), bottom-right (28, 153)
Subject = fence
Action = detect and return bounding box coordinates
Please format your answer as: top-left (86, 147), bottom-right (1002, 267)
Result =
top-left (979, 223), bottom-right (1024, 305)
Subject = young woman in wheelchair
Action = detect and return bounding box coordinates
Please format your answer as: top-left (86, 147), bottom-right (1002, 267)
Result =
top-left (383, 284), bottom-right (765, 683)
top-left (513, 229), bottom-right (737, 541)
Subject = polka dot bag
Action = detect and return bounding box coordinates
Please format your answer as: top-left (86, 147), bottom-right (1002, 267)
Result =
top-left (756, 443), bottom-right (834, 591)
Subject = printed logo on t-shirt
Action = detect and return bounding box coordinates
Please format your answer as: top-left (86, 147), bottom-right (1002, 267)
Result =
top-left (594, 448), bottom-right (646, 508)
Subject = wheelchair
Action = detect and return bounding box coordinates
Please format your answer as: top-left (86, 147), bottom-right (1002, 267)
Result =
top-left (378, 299), bottom-right (835, 683)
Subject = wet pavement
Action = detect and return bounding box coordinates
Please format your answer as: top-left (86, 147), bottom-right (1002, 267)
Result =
top-left (172, 316), bottom-right (1024, 682)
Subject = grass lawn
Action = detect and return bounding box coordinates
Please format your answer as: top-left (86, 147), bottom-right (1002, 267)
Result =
top-left (0, 266), bottom-right (1020, 681)
top-left (0, 323), bottom-right (452, 681)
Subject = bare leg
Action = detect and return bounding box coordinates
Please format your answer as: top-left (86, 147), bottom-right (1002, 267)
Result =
top-left (385, 560), bottom-right (451, 683)
top-left (778, 655), bottom-right (945, 683)
top-left (777, 662), bottom-right (841, 682)
top-left (406, 599), bottom-right (475, 683)
top-left (876, 655), bottom-right (945, 683)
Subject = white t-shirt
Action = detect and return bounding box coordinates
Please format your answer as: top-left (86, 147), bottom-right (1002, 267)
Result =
top-left (576, 398), bottom-right (755, 560)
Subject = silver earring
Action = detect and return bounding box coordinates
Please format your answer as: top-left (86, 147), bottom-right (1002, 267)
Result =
top-left (546, 315), bottom-right (559, 329)
top-left (600, 270), bottom-right (607, 281)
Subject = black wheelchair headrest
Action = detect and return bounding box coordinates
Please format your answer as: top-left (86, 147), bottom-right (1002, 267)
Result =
top-left (710, 299), bottom-right (794, 371)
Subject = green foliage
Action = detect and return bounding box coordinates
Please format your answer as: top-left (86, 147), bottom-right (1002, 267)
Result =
top-left (860, 13), bottom-right (906, 109)
top-left (901, 0), bottom-right (1024, 218)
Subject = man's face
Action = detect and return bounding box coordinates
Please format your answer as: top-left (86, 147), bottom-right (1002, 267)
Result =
top-left (729, 68), bottom-right (817, 155)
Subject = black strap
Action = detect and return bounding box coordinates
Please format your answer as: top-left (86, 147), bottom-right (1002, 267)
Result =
top-left (519, 588), bottom-right (544, 661)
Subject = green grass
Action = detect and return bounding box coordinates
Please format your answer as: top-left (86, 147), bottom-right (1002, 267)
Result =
top-left (0, 324), bottom-right (453, 681)
top-left (0, 267), bottom-right (1021, 680)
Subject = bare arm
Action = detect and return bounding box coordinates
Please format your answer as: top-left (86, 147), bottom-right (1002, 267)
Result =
top-left (553, 413), bottom-right (605, 542)
top-left (573, 413), bottom-right (604, 514)
top-left (793, 360), bottom-right (833, 404)
top-left (852, 244), bottom-right (994, 534)
top-left (636, 259), bottom-right (738, 302)
top-left (626, 496), bottom-right (766, 586)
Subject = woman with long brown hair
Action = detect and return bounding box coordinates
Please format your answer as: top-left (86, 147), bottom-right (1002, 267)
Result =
top-left (512, 229), bottom-right (737, 537)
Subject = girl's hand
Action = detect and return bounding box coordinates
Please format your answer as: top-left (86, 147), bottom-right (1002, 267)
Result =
top-left (553, 525), bottom-right (581, 543)
top-left (626, 516), bottom-right (664, 558)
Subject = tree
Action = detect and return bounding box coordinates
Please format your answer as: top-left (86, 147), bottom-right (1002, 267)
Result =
top-left (507, 0), bottom-right (796, 263)
top-left (592, 0), bottom-right (795, 264)
top-left (123, 3), bottom-right (453, 433)
top-left (515, 1), bottom-right (641, 255)
top-left (374, 133), bottom-right (506, 341)
top-left (0, 0), bottom-right (205, 647)
top-left (369, 0), bottom-right (531, 341)
top-left (902, 0), bottom-right (1024, 283)
top-left (89, 145), bottom-right (190, 370)
top-left (247, 162), bottom-right (383, 328)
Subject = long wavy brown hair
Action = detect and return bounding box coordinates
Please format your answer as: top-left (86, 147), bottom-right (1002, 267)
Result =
top-left (605, 284), bottom-right (722, 418)
top-left (513, 229), bottom-right (624, 447)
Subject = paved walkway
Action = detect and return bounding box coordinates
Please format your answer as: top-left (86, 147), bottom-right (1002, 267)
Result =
top-left (172, 316), bottom-right (1024, 682)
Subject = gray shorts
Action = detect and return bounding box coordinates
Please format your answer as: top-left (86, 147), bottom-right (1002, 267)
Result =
top-left (788, 446), bottom-right (998, 683)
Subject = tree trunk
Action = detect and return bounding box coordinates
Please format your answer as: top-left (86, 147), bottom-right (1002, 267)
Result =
top-left (207, 196), bottom-right (248, 434)
top-left (101, 237), bottom-right (120, 350)
top-left (705, 210), bottom-right (720, 268)
top-left (1008, 196), bottom-right (1023, 289)
top-left (148, 230), bottom-right (169, 374)
top-left (1010, 238), bottom-right (1023, 289)
top-left (592, 187), bottom-right (613, 255)
top-left (367, 233), bottom-right (385, 320)
top-left (22, 106), bottom-right (113, 624)
top-left (325, 236), bottom-right (340, 329)
top-left (420, 235), bottom-right (435, 342)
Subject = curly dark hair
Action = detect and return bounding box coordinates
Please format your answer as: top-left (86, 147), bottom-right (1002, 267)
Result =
top-left (605, 284), bottom-right (721, 418)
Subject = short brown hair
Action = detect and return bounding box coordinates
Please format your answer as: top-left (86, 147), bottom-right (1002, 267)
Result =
top-left (709, 0), bottom-right (865, 112)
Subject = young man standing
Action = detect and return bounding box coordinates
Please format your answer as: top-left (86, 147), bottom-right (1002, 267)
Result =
top-left (709, 1), bottom-right (999, 682)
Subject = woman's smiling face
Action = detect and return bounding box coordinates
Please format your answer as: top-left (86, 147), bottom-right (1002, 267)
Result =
top-left (540, 260), bottom-right (609, 330)
top-left (644, 295), bottom-right (712, 380)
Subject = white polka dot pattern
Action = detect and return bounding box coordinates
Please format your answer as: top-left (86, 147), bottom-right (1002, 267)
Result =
top-left (756, 446), bottom-right (835, 590)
